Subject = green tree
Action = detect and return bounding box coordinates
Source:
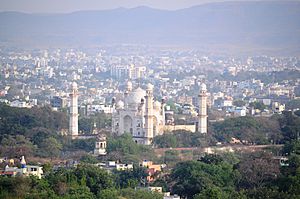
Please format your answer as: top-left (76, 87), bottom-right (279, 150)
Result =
top-left (164, 150), bottom-right (180, 166)
top-left (108, 134), bottom-right (139, 155)
top-left (42, 162), bottom-right (53, 174)
top-left (199, 154), bottom-right (223, 165)
top-left (154, 130), bottom-right (207, 148)
top-left (151, 177), bottom-right (169, 192)
top-left (153, 134), bottom-right (177, 148)
top-left (97, 188), bottom-right (119, 199)
top-left (294, 110), bottom-right (300, 117)
top-left (114, 166), bottom-right (147, 188)
top-left (26, 175), bottom-right (57, 199)
top-left (0, 176), bottom-right (31, 198)
top-left (107, 134), bottom-right (154, 164)
top-left (212, 116), bottom-right (281, 144)
top-left (171, 160), bottom-right (235, 199)
top-left (193, 187), bottom-right (223, 199)
top-left (0, 135), bottom-right (35, 157)
top-left (30, 127), bottom-right (55, 148)
top-left (79, 117), bottom-right (93, 134)
top-left (233, 100), bottom-right (246, 107)
top-left (237, 152), bottom-right (280, 189)
top-left (286, 99), bottom-right (300, 110)
top-left (245, 187), bottom-right (293, 199)
top-left (279, 111), bottom-right (300, 143)
top-left (39, 137), bottom-right (62, 158)
top-left (249, 101), bottom-right (266, 111)
top-left (74, 164), bottom-right (115, 195)
top-left (67, 185), bottom-right (95, 199)
top-left (66, 138), bottom-right (95, 152)
top-left (120, 188), bottom-right (163, 199)
top-left (80, 154), bottom-right (98, 164)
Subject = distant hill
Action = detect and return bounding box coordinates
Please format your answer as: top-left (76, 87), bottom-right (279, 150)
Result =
top-left (0, 1), bottom-right (300, 54)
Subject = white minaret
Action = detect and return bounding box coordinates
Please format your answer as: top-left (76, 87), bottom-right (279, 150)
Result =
top-left (144, 83), bottom-right (154, 145)
top-left (69, 82), bottom-right (79, 138)
top-left (198, 83), bottom-right (207, 133)
top-left (124, 81), bottom-right (132, 109)
top-left (161, 98), bottom-right (166, 126)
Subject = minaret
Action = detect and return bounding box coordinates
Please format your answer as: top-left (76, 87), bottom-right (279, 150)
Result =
top-left (144, 83), bottom-right (154, 145)
top-left (198, 83), bottom-right (207, 133)
top-left (20, 156), bottom-right (26, 168)
top-left (69, 82), bottom-right (79, 138)
top-left (20, 156), bottom-right (27, 174)
top-left (92, 122), bottom-right (98, 134)
top-left (161, 98), bottom-right (166, 126)
top-left (124, 81), bottom-right (132, 109)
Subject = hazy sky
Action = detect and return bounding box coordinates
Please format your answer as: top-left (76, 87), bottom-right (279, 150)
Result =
top-left (0, 0), bottom-right (289, 13)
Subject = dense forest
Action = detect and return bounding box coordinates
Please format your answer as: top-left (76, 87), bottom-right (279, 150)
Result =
top-left (1, 142), bottom-right (300, 198)
top-left (0, 103), bottom-right (300, 198)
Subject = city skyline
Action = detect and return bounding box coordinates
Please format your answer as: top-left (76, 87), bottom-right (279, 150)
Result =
top-left (0, 0), bottom-right (300, 198)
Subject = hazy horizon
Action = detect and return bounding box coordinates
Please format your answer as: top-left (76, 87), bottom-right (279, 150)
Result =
top-left (0, 0), bottom-right (298, 13)
top-left (0, 1), bottom-right (299, 55)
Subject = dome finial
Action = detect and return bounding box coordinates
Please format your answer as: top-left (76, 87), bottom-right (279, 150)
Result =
top-left (200, 83), bottom-right (207, 91)
top-left (72, 81), bottom-right (78, 89)
top-left (146, 83), bottom-right (154, 91)
top-left (126, 81), bottom-right (133, 92)
top-left (20, 156), bottom-right (26, 168)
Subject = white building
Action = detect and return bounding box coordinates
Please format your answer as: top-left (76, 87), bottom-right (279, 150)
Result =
top-left (112, 82), bottom-right (209, 143)
top-left (116, 163), bottom-right (134, 171)
top-left (222, 98), bottom-right (233, 107)
top-left (10, 100), bottom-right (28, 108)
top-left (104, 161), bottom-right (134, 171)
top-left (86, 104), bottom-right (113, 115)
top-left (164, 192), bottom-right (181, 199)
top-left (112, 82), bottom-right (165, 145)
top-left (272, 102), bottom-right (285, 113)
top-left (111, 64), bottom-right (146, 80)
top-left (234, 107), bottom-right (247, 117)
top-left (4, 156), bottom-right (43, 179)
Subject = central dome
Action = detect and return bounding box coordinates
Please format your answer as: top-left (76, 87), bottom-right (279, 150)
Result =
top-left (127, 87), bottom-right (146, 104)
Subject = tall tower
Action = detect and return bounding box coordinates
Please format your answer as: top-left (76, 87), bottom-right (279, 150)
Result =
top-left (198, 83), bottom-right (207, 133)
top-left (124, 81), bottom-right (132, 109)
top-left (69, 82), bottom-right (79, 138)
top-left (161, 98), bottom-right (166, 126)
top-left (144, 83), bottom-right (154, 145)
top-left (94, 134), bottom-right (107, 156)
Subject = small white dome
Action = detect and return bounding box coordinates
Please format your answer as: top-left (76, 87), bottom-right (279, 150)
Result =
top-left (72, 82), bottom-right (78, 89)
top-left (200, 83), bottom-right (207, 91)
top-left (126, 81), bottom-right (133, 91)
top-left (147, 83), bottom-right (154, 91)
top-left (116, 100), bottom-right (124, 109)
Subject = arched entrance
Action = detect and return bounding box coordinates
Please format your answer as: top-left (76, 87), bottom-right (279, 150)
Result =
top-left (123, 115), bottom-right (133, 134)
